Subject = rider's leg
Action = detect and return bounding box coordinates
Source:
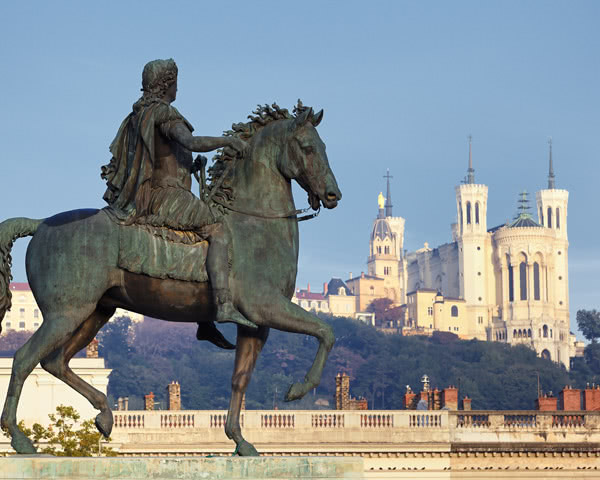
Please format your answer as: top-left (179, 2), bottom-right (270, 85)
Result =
top-left (205, 223), bottom-right (257, 329)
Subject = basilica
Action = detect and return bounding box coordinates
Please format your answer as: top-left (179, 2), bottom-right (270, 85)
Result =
top-left (369, 139), bottom-right (576, 368)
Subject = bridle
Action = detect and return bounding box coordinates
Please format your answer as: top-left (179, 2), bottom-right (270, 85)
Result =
top-left (194, 149), bottom-right (321, 222)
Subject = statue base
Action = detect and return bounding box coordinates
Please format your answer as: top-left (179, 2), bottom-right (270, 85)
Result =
top-left (0, 456), bottom-right (364, 479)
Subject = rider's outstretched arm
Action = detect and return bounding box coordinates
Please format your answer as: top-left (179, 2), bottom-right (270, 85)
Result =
top-left (169, 123), bottom-right (246, 154)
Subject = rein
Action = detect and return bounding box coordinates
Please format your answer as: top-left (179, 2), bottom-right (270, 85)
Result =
top-left (212, 196), bottom-right (320, 222)
top-left (193, 156), bottom-right (320, 222)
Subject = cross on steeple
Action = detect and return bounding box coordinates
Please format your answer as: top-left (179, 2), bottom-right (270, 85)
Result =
top-left (547, 137), bottom-right (555, 189)
top-left (467, 135), bottom-right (475, 184)
top-left (384, 169), bottom-right (393, 217)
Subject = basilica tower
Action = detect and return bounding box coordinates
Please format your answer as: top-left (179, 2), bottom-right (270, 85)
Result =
top-left (367, 170), bottom-right (406, 304)
top-left (454, 137), bottom-right (491, 338)
top-left (535, 139), bottom-right (570, 365)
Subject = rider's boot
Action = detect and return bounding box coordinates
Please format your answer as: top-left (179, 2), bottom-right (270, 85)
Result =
top-left (196, 322), bottom-right (236, 350)
top-left (205, 224), bottom-right (257, 330)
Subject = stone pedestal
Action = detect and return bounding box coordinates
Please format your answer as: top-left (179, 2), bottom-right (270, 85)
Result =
top-left (0, 456), bottom-right (364, 480)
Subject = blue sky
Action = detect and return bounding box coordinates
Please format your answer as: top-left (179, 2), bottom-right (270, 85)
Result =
top-left (1, 1), bottom-right (598, 338)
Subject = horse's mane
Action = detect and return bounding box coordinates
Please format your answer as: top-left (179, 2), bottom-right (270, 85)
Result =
top-left (207, 100), bottom-right (312, 210)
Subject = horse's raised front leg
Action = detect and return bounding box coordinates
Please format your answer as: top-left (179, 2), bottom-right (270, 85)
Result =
top-left (241, 294), bottom-right (334, 402)
top-left (225, 326), bottom-right (269, 456)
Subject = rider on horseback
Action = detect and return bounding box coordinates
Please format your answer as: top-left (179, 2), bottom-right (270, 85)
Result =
top-left (101, 58), bottom-right (256, 334)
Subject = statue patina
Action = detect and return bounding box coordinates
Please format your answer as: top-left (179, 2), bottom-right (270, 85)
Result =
top-left (0, 59), bottom-right (342, 456)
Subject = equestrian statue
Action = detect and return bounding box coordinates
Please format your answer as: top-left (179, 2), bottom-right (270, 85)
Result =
top-left (0, 59), bottom-right (342, 456)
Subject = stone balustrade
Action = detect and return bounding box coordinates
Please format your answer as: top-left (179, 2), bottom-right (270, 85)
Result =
top-left (109, 409), bottom-right (600, 456)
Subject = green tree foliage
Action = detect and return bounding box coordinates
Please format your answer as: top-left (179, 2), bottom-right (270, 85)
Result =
top-left (14, 405), bottom-right (115, 456)
top-left (577, 309), bottom-right (600, 343)
top-left (100, 314), bottom-right (595, 411)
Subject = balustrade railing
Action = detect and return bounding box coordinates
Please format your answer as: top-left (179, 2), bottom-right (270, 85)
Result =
top-left (111, 409), bottom-right (599, 442)
top-left (261, 413), bottom-right (294, 428)
top-left (504, 414), bottom-right (536, 428)
top-left (311, 413), bottom-right (344, 428)
top-left (361, 413), bottom-right (394, 428)
top-left (552, 413), bottom-right (585, 427)
top-left (409, 413), bottom-right (442, 428)
top-left (160, 413), bottom-right (195, 428)
top-left (114, 413), bottom-right (144, 428)
top-left (456, 413), bottom-right (490, 428)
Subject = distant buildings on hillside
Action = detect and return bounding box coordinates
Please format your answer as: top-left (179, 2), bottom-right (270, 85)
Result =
top-left (3, 283), bottom-right (144, 333)
top-left (294, 139), bottom-right (584, 369)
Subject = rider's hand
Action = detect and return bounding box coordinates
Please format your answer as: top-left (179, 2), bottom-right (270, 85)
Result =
top-left (227, 137), bottom-right (249, 158)
top-left (192, 155), bottom-right (207, 174)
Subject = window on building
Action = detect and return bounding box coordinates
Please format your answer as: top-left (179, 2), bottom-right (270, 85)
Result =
top-left (543, 325), bottom-right (548, 338)
top-left (34, 309), bottom-right (39, 319)
top-left (540, 207), bottom-right (544, 226)
top-left (19, 322), bottom-right (25, 329)
top-left (475, 202), bottom-right (480, 224)
top-left (478, 316), bottom-right (483, 324)
top-left (5, 322), bottom-right (10, 328)
top-left (459, 203), bottom-right (463, 228)
top-left (427, 307), bottom-right (433, 316)
top-left (550, 328), bottom-right (553, 338)
top-left (508, 261), bottom-right (514, 302)
top-left (451, 305), bottom-right (458, 317)
top-left (384, 246), bottom-right (390, 254)
top-left (547, 207), bottom-right (552, 228)
top-left (19, 308), bottom-right (25, 318)
top-left (556, 207), bottom-right (560, 229)
top-left (377, 246), bottom-right (381, 254)
top-left (533, 262), bottom-right (540, 300)
top-left (466, 202), bottom-right (472, 224)
top-left (519, 262), bottom-right (527, 300)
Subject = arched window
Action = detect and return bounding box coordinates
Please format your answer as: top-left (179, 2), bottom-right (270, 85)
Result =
top-left (466, 202), bottom-right (472, 224)
top-left (513, 329), bottom-right (517, 338)
top-left (541, 349), bottom-right (551, 361)
top-left (459, 203), bottom-right (463, 228)
top-left (508, 261), bottom-right (514, 302)
top-left (533, 262), bottom-right (540, 301)
top-left (451, 306), bottom-right (458, 317)
top-left (540, 207), bottom-right (544, 226)
top-left (475, 202), bottom-right (480, 224)
top-left (556, 207), bottom-right (560, 229)
top-left (519, 262), bottom-right (527, 300)
top-left (528, 329), bottom-right (532, 338)
top-left (547, 207), bottom-right (552, 228)
top-left (543, 325), bottom-right (548, 338)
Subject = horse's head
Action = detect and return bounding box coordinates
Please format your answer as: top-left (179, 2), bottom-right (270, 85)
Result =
top-left (282, 107), bottom-right (342, 210)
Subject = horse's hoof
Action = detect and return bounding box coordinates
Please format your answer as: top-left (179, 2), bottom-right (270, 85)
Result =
top-left (11, 433), bottom-right (37, 454)
top-left (284, 382), bottom-right (306, 402)
top-left (95, 410), bottom-right (113, 438)
top-left (236, 440), bottom-right (259, 456)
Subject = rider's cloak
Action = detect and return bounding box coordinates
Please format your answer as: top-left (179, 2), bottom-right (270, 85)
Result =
top-left (101, 99), bottom-right (193, 224)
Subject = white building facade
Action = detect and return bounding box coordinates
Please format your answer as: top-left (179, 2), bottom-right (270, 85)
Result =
top-left (371, 140), bottom-right (575, 368)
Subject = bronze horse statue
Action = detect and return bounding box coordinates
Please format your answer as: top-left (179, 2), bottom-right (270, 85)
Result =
top-left (0, 103), bottom-right (341, 456)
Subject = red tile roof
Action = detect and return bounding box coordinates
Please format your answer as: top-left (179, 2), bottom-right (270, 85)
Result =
top-left (9, 282), bottom-right (31, 291)
top-left (295, 290), bottom-right (325, 301)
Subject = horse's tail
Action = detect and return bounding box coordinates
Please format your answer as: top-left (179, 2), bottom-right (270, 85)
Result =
top-left (0, 217), bottom-right (43, 332)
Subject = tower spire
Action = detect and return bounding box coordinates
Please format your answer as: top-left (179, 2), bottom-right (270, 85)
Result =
top-left (467, 135), bottom-right (475, 184)
top-left (384, 169), bottom-right (393, 217)
top-left (547, 137), bottom-right (555, 189)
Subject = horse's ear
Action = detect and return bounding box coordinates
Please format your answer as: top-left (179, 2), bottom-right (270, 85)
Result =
top-left (293, 107), bottom-right (313, 129)
top-left (311, 109), bottom-right (324, 127)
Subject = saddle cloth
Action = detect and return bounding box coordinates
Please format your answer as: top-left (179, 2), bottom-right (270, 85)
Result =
top-left (117, 221), bottom-right (209, 283)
